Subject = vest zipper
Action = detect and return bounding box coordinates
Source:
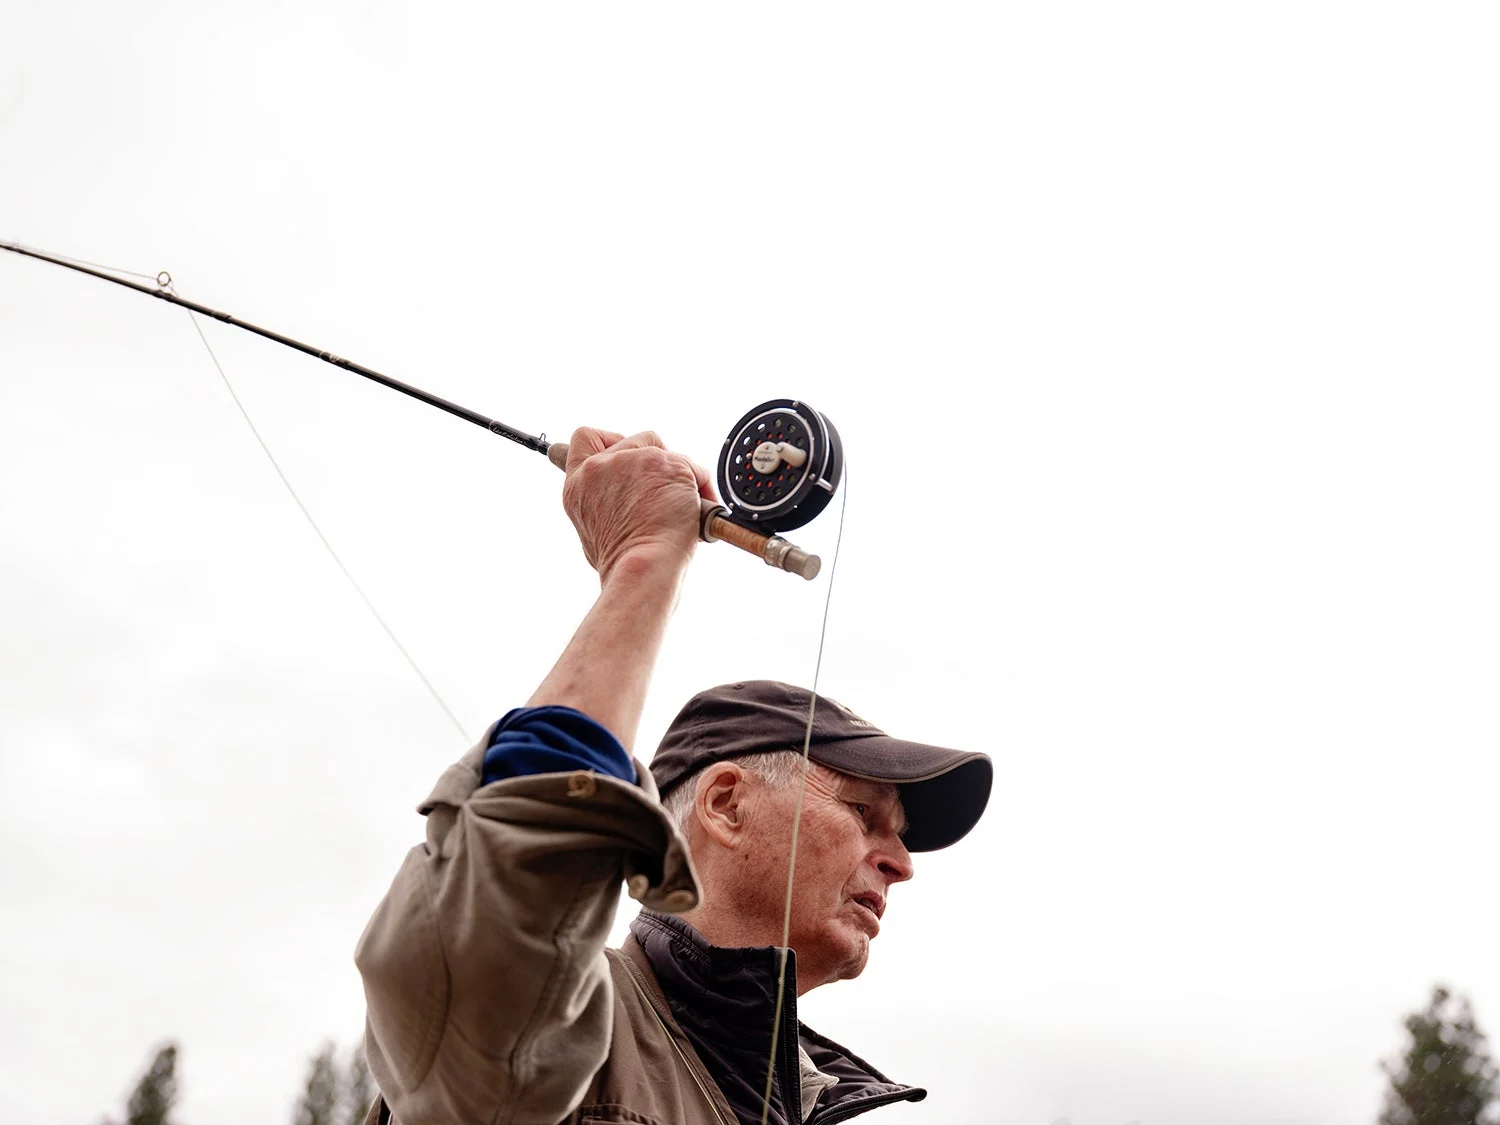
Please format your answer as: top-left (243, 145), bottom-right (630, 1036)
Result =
top-left (775, 994), bottom-right (803, 1124)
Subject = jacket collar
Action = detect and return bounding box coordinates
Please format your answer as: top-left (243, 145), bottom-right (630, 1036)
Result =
top-left (629, 911), bottom-right (925, 1124)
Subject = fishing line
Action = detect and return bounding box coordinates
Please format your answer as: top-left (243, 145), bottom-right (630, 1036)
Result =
top-left (759, 468), bottom-right (850, 1125)
top-left (7, 237), bottom-right (863, 1123)
top-left (16, 242), bottom-right (161, 282)
top-left (5, 240), bottom-right (475, 740)
top-left (179, 297), bottom-right (473, 744)
top-left (3, 240), bottom-right (826, 578)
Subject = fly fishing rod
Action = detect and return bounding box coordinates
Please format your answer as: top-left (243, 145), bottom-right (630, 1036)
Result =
top-left (3, 241), bottom-right (841, 578)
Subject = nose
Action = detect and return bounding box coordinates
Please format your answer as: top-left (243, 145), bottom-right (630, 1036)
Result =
top-left (874, 833), bottom-right (914, 885)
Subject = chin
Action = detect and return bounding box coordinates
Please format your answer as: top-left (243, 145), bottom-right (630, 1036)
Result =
top-left (792, 930), bottom-right (870, 990)
top-left (827, 932), bottom-right (871, 983)
top-left (834, 951), bottom-right (870, 985)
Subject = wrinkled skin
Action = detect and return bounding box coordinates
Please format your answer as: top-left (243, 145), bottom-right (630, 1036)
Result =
top-left (561, 427), bottom-right (715, 585)
top-left (681, 761), bottom-right (913, 993)
top-left (526, 426), bottom-right (716, 748)
top-left (560, 427), bottom-right (914, 989)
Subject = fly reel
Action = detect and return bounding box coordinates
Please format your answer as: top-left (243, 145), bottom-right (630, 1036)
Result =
top-left (1, 244), bottom-right (843, 582)
top-left (543, 397), bottom-right (843, 579)
top-left (715, 399), bottom-right (844, 533)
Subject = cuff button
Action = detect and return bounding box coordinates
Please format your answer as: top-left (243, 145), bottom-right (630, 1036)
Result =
top-left (566, 771), bottom-right (598, 798)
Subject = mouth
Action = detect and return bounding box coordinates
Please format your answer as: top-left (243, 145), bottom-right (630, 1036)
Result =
top-left (852, 892), bottom-right (885, 922)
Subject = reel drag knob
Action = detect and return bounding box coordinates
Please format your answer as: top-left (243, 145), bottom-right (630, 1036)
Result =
top-left (716, 399), bottom-right (844, 533)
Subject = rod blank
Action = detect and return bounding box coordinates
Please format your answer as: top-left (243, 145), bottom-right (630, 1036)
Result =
top-left (3, 241), bottom-right (820, 580)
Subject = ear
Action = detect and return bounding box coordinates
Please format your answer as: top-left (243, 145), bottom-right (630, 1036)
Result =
top-left (694, 762), bottom-right (752, 849)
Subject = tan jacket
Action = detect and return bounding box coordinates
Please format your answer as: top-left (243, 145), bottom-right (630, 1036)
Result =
top-left (355, 734), bottom-right (921, 1125)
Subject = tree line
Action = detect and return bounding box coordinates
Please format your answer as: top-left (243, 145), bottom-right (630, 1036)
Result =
top-left (107, 1039), bottom-right (374, 1125)
top-left (107, 984), bottom-right (1498, 1123)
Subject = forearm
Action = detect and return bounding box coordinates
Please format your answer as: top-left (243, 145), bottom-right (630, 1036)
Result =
top-left (525, 549), bottom-right (688, 752)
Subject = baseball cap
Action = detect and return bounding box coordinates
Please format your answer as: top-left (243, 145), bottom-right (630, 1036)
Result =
top-left (651, 680), bottom-right (992, 852)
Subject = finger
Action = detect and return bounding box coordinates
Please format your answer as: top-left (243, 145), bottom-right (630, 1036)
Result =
top-left (565, 426), bottom-right (626, 472)
top-left (611, 430), bottom-right (668, 451)
top-left (688, 457), bottom-right (717, 502)
top-left (615, 433), bottom-right (713, 499)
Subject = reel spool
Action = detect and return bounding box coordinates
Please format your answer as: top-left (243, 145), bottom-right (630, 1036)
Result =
top-left (2, 243), bottom-right (843, 580)
top-left (544, 397), bottom-right (842, 579)
top-left (716, 399), bottom-right (844, 533)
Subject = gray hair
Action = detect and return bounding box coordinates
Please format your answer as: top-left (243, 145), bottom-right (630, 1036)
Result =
top-left (659, 750), bottom-right (811, 836)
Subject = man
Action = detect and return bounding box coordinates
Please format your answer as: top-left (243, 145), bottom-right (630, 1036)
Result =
top-left (355, 428), bottom-right (992, 1125)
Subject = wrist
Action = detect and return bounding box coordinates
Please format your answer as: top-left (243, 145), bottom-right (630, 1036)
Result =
top-left (600, 543), bottom-right (694, 593)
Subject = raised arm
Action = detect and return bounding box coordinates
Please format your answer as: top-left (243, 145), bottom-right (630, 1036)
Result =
top-left (355, 427), bottom-right (713, 1125)
top-left (525, 427), bottom-right (716, 748)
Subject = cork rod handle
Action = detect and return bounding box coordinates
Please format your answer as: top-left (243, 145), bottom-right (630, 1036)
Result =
top-left (544, 441), bottom-right (821, 580)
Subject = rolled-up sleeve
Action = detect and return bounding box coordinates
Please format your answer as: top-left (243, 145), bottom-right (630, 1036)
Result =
top-left (481, 706), bottom-right (636, 787)
top-left (355, 716), bottom-right (699, 1125)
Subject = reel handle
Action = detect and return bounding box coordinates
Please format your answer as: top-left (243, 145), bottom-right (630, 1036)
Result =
top-left (545, 441), bottom-right (821, 581)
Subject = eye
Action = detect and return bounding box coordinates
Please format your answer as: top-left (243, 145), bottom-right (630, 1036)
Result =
top-left (849, 802), bottom-right (870, 823)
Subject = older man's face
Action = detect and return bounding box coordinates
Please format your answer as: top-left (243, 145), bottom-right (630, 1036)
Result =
top-left (749, 763), bottom-right (913, 992)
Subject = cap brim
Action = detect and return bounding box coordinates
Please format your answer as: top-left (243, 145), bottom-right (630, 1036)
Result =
top-left (807, 735), bottom-right (993, 852)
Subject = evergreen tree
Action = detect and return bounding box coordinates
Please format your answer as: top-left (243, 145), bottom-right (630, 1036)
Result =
top-left (293, 1041), bottom-right (341, 1125)
top-left (340, 1044), bottom-right (376, 1125)
top-left (124, 1043), bottom-right (179, 1125)
top-left (1380, 985), bottom-right (1498, 1125)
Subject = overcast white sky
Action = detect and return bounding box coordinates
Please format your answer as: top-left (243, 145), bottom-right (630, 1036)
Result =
top-left (2, 4), bottom-right (1497, 1124)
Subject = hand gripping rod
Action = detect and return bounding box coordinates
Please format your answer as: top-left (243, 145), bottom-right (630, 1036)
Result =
top-left (544, 443), bottom-right (821, 580)
top-left (1, 241), bottom-right (821, 581)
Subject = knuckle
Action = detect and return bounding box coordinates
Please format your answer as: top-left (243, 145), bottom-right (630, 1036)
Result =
top-left (624, 444), bottom-right (673, 475)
